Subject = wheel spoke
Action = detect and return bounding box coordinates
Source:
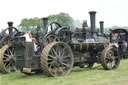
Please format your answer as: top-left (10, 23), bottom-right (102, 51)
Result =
top-left (53, 37), bottom-right (57, 42)
top-left (12, 48), bottom-right (15, 54)
top-left (54, 68), bottom-right (57, 76)
top-left (48, 61), bottom-right (55, 65)
top-left (56, 45), bottom-right (59, 55)
top-left (50, 49), bottom-right (54, 56)
top-left (48, 58), bottom-right (54, 61)
top-left (106, 57), bottom-right (111, 60)
top-left (62, 63), bottom-right (70, 68)
top-left (114, 56), bottom-right (118, 59)
top-left (7, 49), bottom-right (10, 54)
top-left (12, 63), bottom-right (17, 72)
top-left (58, 46), bottom-right (61, 56)
top-left (59, 67), bottom-right (64, 75)
top-left (49, 63), bottom-right (54, 70)
top-left (48, 54), bottom-right (56, 59)
top-left (4, 53), bottom-right (10, 57)
top-left (110, 61), bottom-right (114, 68)
top-left (63, 54), bottom-right (71, 59)
top-left (9, 49), bottom-right (13, 55)
top-left (51, 48), bottom-right (58, 56)
top-left (108, 49), bottom-right (117, 69)
top-left (4, 61), bottom-right (10, 66)
top-left (60, 47), bottom-right (66, 55)
top-left (3, 58), bottom-right (10, 62)
top-left (5, 62), bottom-right (12, 68)
top-left (61, 51), bottom-right (65, 57)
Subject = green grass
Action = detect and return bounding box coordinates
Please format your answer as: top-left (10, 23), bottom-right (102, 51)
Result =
top-left (0, 60), bottom-right (128, 85)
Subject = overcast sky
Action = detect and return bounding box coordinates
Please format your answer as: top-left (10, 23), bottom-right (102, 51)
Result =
top-left (0, 0), bottom-right (128, 30)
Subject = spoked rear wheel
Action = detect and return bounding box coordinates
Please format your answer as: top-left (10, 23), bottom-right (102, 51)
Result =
top-left (41, 42), bottom-right (74, 77)
top-left (0, 45), bottom-right (18, 73)
top-left (101, 47), bottom-right (120, 70)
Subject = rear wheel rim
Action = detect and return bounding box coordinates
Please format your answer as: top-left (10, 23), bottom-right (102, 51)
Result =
top-left (41, 42), bottom-right (74, 77)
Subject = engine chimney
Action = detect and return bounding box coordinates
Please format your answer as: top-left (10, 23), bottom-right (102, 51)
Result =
top-left (7, 22), bottom-right (13, 37)
top-left (89, 11), bottom-right (97, 36)
top-left (42, 17), bottom-right (48, 33)
top-left (99, 21), bottom-right (104, 36)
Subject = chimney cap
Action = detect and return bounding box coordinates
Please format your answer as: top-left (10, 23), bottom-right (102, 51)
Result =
top-left (7, 22), bottom-right (13, 27)
top-left (8, 22), bottom-right (13, 24)
top-left (89, 11), bottom-right (97, 14)
top-left (42, 17), bottom-right (48, 20)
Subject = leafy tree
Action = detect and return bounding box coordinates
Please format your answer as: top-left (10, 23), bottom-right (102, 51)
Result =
top-left (18, 12), bottom-right (74, 33)
top-left (48, 12), bottom-right (75, 30)
top-left (18, 17), bottom-right (43, 33)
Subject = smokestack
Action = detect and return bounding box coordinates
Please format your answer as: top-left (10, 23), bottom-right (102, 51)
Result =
top-left (8, 22), bottom-right (13, 27)
top-left (89, 11), bottom-right (97, 36)
top-left (42, 17), bottom-right (48, 33)
top-left (7, 22), bottom-right (13, 37)
top-left (42, 17), bottom-right (48, 28)
top-left (100, 21), bottom-right (104, 36)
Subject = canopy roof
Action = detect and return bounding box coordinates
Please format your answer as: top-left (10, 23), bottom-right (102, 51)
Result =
top-left (111, 28), bottom-right (127, 34)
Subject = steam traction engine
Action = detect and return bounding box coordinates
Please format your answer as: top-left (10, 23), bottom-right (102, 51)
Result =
top-left (109, 28), bottom-right (128, 59)
top-left (55, 11), bottom-right (120, 73)
top-left (0, 11), bottom-right (120, 77)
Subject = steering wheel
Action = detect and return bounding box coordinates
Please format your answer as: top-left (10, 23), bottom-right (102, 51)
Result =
top-left (2, 27), bottom-right (21, 38)
top-left (45, 22), bottom-right (61, 33)
top-left (55, 27), bottom-right (71, 42)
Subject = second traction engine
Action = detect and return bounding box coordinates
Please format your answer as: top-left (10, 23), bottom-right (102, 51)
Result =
top-left (69, 11), bottom-right (112, 68)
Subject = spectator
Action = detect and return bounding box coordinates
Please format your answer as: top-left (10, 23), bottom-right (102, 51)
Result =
top-left (125, 33), bottom-right (128, 49)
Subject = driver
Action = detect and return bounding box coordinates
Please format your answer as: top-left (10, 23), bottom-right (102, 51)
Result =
top-left (24, 31), bottom-right (35, 42)
top-left (24, 31), bottom-right (37, 51)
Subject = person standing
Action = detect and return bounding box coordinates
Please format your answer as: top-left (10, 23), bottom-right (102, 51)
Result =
top-left (125, 32), bottom-right (128, 49)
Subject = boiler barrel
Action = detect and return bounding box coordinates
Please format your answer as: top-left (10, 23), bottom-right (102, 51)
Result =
top-left (70, 43), bottom-right (104, 52)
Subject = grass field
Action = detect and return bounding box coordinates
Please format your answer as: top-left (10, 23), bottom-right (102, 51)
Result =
top-left (0, 60), bottom-right (128, 85)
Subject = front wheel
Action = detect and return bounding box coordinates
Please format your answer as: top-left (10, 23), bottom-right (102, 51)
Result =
top-left (101, 47), bottom-right (120, 70)
top-left (0, 45), bottom-right (18, 73)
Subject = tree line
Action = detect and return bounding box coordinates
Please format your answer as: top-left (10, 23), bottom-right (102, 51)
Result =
top-left (18, 12), bottom-right (75, 33)
top-left (18, 12), bottom-right (128, 34)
